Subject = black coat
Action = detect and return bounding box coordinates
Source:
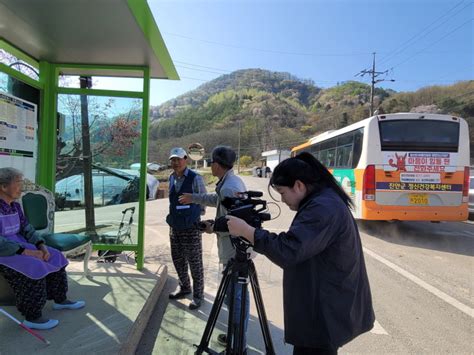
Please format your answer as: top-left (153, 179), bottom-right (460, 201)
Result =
top-left (253, 188), bottom-right (375, 348)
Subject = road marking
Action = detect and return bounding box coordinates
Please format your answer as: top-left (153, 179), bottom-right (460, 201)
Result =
top-left (364, 247), bottom-right (474, 318)
top-left (370, 320), bottom-right (388, 335)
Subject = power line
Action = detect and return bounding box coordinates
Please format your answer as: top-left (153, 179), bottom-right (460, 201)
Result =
top-left (390, 18), bottom-right (473, 70)
top-left (179, 76), bottom-right (210, 82)
top-left (175, 60), bottom-right (232, 73)
top-left (175, 59), bottom-right (351, 85)
top-left (163, 31), bottom-right (376, 57)
top-left (176, 55), bottom-right (470, 84)
top-left (378, 0), bottom-right (471, 66)
top-left (394, 79), bottom-right (471, 84)
top-left (176, 64), bottom-right (230, 75)
top-left (177, 69), bottom-right (345, 86)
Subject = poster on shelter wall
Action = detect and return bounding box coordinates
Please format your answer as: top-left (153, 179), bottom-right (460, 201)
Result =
top-left (0, 92), bottom-right (37, 181)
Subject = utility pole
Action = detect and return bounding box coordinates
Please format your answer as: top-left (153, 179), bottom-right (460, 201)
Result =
top-left (237, 120), bottom-right (241, 173)
top-left (355, 52), bottom-right (395, 116)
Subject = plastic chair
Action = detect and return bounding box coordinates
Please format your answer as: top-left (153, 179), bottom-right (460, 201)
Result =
top-left (20, 182), bottom-right (92, 277)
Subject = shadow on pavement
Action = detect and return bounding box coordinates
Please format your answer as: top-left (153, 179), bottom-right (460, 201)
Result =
top-left (357, 220), bottom-right (474, 257)
top-left (0, 277), bottom-right (131, 355)
top-left (137, 276), bottom-right (290, 355)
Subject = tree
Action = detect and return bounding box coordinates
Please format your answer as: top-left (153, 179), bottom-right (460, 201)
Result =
top-left (239, 155), bottom-right (252, 167)
top-left (79, 76), bottom-right (95, 237)
top-left (56, 92), bottom-right (142, 180)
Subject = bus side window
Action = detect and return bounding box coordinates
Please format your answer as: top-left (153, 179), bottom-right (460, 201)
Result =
top-left (320, 149), bottom-right (328, 167)
top-left (335, 147), bottom-right (343, 167)
top-left (336, 144), bottom-right (352, 168)
top-left (327, 148), bottom-right (336, 167)
top-left (310, 143), bottom-right (320, 160)
top-left (347, 150), bottom-right (353, 168)
top-left (337, 132), bottom-right (354, 146)
top-left (352, 129), bottom-right (364, 168)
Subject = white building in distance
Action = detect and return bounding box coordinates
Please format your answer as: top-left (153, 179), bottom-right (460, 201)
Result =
top-left (261, 149), bottom-right (291, 172)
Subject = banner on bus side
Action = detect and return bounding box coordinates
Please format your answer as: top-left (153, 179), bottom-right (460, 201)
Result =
top-left (331, 169), bottom-right (356, 198)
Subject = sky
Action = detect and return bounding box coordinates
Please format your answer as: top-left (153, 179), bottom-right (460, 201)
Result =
top-left (104, 0), bottom-right (473, 107)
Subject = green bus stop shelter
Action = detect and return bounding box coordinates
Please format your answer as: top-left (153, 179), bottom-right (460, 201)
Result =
top-left (0, 0), bottom-right (179, 269)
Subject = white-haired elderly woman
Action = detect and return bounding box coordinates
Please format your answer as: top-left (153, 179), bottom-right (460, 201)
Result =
top-left (0, 167), bottom-right (85, 330)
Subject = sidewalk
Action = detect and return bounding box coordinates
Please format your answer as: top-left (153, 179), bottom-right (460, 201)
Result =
top-left (0, 258), bottom-right (167, 355)
top-left (0, 198), bottom-right (171, 355)
top-left (0, 177), bottom-right (292, 354)
top-left (138, 197), bottom-right (292, 354)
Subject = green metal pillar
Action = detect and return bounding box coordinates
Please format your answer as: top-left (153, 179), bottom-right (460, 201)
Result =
top-left (136, 67), bottom-right (150, 270)
top-left (37, 61), bottom-right (57, 190)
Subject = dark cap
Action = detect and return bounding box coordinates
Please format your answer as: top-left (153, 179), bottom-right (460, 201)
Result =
top-left (211, 146), bottom-right (236, 169)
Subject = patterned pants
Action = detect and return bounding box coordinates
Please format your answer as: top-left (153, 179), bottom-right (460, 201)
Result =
top-left (0, 265), bottom-right (68, 320)
top-left (169, 228), bottom-right (204, 300)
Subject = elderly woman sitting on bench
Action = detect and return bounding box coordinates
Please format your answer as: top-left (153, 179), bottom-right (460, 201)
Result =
top-left (0, 167), bottom-right (85, 330)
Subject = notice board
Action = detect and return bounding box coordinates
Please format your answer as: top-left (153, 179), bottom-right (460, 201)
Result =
top-left (0, 92), bottom-right (38, 181)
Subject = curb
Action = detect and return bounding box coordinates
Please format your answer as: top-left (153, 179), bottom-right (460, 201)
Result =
top-left (119, 264), bottom-right (168, 355)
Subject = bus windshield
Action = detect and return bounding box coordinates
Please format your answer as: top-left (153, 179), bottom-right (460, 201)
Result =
top-left (379, 119), bottom-right (459, 152)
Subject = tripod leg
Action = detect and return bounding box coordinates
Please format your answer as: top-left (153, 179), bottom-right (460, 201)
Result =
top-left (195, 262), bottom-right (233, 354)
top-left (234, 279), bottom-right (249, 354)
top-left (225, 269), bottom-right (238, 355)
top-left (248, 261), bottom-right (276, 355)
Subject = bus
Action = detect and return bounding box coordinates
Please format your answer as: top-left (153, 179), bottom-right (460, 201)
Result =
top-left (291, 113), bottom-right (470, 221)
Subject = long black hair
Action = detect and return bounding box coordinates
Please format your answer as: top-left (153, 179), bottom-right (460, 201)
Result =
top-left (270, 152), bottom-right (353, 208)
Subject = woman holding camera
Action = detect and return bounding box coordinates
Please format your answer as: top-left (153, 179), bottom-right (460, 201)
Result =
top-left (226, 152), bottom-right (374, 355)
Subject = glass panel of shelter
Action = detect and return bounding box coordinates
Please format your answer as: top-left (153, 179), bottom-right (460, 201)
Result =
top-left (54, 94), bottom-right (143, 247)
top-left (58, 75), bottom-right (144, 92)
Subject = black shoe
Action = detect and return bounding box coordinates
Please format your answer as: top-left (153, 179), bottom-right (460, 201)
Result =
top-left (169, 288), bottom-right (191, 300)
top-left (189, 298), bottom-right (202, 310)
top-left (217, 333), bottom-right (227, 346)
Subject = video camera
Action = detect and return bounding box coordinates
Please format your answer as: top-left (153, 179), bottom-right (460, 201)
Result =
top-left (211, 190), bottom-right (271, 232)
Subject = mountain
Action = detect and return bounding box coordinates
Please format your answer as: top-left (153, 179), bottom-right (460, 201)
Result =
top-left (148, 69), bottom-right (473, 164)
top-left (150, 69), bottom-right (320, 122)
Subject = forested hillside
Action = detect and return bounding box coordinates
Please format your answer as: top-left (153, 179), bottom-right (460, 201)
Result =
top-left (148, 69), bottom-right (473, 164)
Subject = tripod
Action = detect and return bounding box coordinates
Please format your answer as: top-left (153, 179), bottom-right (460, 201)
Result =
top-left (195, 238), bottom-right (275, 355)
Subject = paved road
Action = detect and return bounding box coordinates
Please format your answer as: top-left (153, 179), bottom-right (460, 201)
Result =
top-left (138, 175), bottom-right (474, 354)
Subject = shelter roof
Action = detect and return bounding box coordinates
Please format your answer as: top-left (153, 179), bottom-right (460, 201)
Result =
top-left (0, 0), bottom-right (178, 79)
